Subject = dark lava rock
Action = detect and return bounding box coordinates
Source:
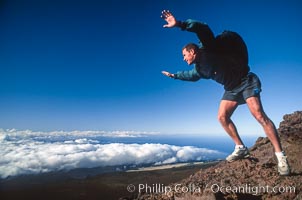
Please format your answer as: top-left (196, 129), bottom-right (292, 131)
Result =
top-left (134, 111), bottom-right (302, 200)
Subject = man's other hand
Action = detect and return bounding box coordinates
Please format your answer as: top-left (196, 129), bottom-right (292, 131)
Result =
top-left (161, 10), bottom-right (177, 28)
top-left (162, 71), bottom-right (175, 78)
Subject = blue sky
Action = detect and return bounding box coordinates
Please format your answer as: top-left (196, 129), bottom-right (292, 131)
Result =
top-left (1, 0), bottom-right (302, 136)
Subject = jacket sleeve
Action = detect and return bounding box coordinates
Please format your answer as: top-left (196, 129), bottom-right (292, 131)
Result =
top-left (174, 67), bottom-right (202, 82)
top-left (179, 19), bottom-right (215, 49)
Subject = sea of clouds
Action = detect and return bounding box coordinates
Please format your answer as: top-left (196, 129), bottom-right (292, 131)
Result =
top-left (0, 129), bottom-right (225, 179)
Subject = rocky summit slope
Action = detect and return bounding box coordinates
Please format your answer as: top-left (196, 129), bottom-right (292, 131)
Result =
top-left (135, 111), bottom-right (302, 200)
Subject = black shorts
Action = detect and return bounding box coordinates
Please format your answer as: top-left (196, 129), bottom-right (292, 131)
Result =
top-left (222, 72), bottom-right (262, 105)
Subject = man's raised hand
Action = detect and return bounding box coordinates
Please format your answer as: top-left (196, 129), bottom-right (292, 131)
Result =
top-left (161, 10), bottom-right (177, 28)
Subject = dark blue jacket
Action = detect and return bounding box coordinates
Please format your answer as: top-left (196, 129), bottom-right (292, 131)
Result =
top-left (174, 19), bottom-right (250, 91)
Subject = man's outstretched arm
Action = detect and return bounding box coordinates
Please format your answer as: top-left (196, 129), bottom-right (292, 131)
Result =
top-left (161, 10), bottom-right (215, 49)
top-left (162, 69), bottom-right (202, 82)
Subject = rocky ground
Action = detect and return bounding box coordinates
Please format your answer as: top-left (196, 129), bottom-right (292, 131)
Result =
top-left (1, 160), bottom-right (215, 200)
top-left (131, 111), bottom-right (302, 200)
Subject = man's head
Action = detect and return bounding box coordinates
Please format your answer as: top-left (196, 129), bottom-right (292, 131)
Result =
top-left (182, 43), bottom-right (199, 65)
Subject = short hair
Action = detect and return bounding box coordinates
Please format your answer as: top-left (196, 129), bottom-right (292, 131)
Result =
top-left (182, 43), bottom-right (199, 52)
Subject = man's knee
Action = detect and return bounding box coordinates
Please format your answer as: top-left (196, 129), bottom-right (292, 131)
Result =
top-left (218, 113), bottom-right (230, 125)
top-left (253, 111), bottom-right (269, 126)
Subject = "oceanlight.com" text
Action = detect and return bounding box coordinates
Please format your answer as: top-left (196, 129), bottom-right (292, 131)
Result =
top-left (127, 183), bottom-right (296, 196)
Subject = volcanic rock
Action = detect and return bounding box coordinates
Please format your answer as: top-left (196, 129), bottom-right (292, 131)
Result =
top-left (135, 111), bottom-right (302, 200)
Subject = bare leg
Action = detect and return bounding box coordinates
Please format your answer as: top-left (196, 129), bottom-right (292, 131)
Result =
top-left (218, 100), bottom-right (244, 145)
top-left (246, 96), bottom-right (282, 152)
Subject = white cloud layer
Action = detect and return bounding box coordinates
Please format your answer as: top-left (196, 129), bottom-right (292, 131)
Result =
top-left (0, 129), bottom-right (225, 179)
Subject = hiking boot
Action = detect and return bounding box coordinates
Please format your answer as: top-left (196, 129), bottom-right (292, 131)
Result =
top-left (278, 156), bottom-right (290, 176)
top-left (226, 146), bottom-right (250, 162)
